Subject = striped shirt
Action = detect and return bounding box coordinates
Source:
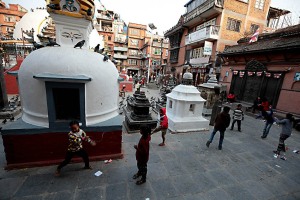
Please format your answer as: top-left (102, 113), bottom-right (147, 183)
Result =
top-left (233, 109), bottom-right (244, 120)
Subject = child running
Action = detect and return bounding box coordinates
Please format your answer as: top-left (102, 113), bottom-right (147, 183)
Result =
top-left (206, 106), bottom-right (231, 150)
top-left (273, 113), bottom-right (294, 157)
top-left (55, 120), bottom-right (96, 176)
top-left (230, 104), bottom-right (244, 132)
top-left (133, 125), bottom-right (151, 185)
top-left (151, 108), bottom-right (168, 146)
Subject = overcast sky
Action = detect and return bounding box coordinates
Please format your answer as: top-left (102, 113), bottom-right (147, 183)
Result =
top-left (3, 0), bottom-right (300, 34)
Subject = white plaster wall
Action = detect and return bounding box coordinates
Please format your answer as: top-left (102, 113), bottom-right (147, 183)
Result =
top-left (18, 47), bottom-right (119, 127)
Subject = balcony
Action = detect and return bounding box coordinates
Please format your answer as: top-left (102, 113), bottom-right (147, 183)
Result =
top-left (183, 0), bottom-right (224, 26)
top-left (114, 46), bottom-right (128, 52)
top-left (94, 24), bottom-right (113, 32)
top-left (186, 25), bottom-right (220, 45)
top-left (96, 14), bottom-right (113, 21)
top-left (114, 37), bottom-right (127, 43)
top-left (114, 54), bottom-right (127, 59)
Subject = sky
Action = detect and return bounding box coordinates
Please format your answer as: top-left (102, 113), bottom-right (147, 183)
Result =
top-left (3, 0), bottom-right (300, 34)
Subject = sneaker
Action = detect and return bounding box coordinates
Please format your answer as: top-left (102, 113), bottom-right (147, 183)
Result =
top-left (261, 136), bottom-right (266, 139)
top-left (206, 141), bottom-right (211, 148)
top-left (83, 166), bottom-right (93, 170)
top-left (230, 128), bottom-right (233, 130)
top-left (218, 146), bottom-right (222, 150)
top-left (273, 150), bottom-right (280, 155)
top-left (238, 130), bottom-right (241, 132)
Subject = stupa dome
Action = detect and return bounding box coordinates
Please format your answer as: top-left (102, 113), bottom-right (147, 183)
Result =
top-left (18, 47), bottom-right (119, 127)
top-left (183, 72), bottom-right (193, 80)
top-left (13, 9), bottom-right (50, 42)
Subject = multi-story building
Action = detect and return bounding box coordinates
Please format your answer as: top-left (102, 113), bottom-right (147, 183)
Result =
top-left (0, 1), bottom-right (27, 39)
top-left (95, 9), bottom-right (115, 56)
top-left (140, 33), bottom-right (169, 77)
top-left (165, 0), bottom-right (272, 85)
top-left (113, 15), bottom-right (128, 71)
top-left (127, 23), bottom-right (147, 76)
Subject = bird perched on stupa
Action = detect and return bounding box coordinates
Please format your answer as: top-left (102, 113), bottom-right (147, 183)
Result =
top-left (46, 37), bottom-right (60, 47)
top-left (94, 44), bottom-right (100, 53)
top-left (32, 41), bottom-right (44, 50)
top-left (74, 40), bottom-right (85, 49)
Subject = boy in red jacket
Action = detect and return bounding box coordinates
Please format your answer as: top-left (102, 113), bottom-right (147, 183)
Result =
top-left (151, 108), bottom-right (168, 146)
top-left (133, 125), bottom-right (151, 185)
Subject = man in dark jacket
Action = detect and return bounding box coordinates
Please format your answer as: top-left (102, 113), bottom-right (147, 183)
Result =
top-left (206, 106), bottom-right (231, 150)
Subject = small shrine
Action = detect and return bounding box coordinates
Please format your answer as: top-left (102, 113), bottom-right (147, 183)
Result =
top-left (1, 0), bottom-right (123, 169)
top-left (166, 72), bottom-right (209, 133)
top-left (124, 89), bottom-right (157, 133)
top-left (198, 74), bottom-right (226, 115)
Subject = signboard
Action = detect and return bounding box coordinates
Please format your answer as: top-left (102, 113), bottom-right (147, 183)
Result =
top-left (203, 41), bottom-right (213, 56)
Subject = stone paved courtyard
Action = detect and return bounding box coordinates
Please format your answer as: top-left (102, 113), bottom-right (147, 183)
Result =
top-left (1, 85), bottom-right (300, 200)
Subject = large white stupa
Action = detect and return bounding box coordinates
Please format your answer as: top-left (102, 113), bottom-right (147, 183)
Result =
top-left (166, 72), bottom-right (209, 133)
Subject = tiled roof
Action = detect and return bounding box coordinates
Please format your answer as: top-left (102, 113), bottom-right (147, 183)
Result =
top-left (220, 24), bottom-right (300, 55)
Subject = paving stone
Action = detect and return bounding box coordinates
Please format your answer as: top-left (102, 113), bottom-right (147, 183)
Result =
top-left (75, 187), bottom-right (105, 200)
top-left (222, 184), bottom-right (256, 200)
top-left (14, 174), bottom-right (54, 197)
top-left (191, 173), bottom-right (217, 193)
top-left (47, 172), bottom-right (78, 193)
top-left (171, 174), bottom-right (202, 195)
top-left (242, 180), bottom-right (275, 200)
top-left (206, 169), bottom-right (238, 187)
top-left (43, 191), bottom-right (74, 200)
top-left (105, 182), bottom-right (128, 200)
top-left (151, 178), bottom-right (179, 199)
top-left (127, 179), bottom-right (157, 200)
top-left (202, 188), bottom-right (232, 200)
top-left (147, 162), bottom-right (169, 181)
top-left (0, 177), bottom-right (25, 199)
top-left (164, 160), bottom-right (187, 176)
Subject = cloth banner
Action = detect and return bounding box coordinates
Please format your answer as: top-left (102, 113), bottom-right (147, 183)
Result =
top-left (233, 70), bottom-right (239, 75)
top-left (274, 73), bottom-right (282, 79)
top-left (239, 71), bottom-right (245, 78)
top-left (257, 71), bottom-right (263, 76)
top-left (265, 72), bottom-right (271, 77)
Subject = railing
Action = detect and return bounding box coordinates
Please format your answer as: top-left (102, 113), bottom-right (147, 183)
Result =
top-left (114, 54), bottom-right (127, 59)
top-left (184, 0), bottom-right (223, 24)
top-left (114, 46), bottom-right (128, 51)
top-left (114, 37), bottom-right (127, 43)
top-left (96, 14), bottom-right (113, 20)
top-left (94, 24), bottom-right (113, 32)
top-left (152, 41), bottom-right (169, 48)
top-left (186, 25), bottom-right (220, 45)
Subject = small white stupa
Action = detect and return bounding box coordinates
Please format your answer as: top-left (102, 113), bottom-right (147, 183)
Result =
top-left (166, 72), bottom-right (209, 133)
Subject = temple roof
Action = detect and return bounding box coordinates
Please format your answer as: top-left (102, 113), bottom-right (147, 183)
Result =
top-left (220, 24), bottom-right (300, 56)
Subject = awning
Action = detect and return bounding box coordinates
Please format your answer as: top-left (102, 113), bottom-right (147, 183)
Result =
top-left (189, 57), bottom-right (210, 65)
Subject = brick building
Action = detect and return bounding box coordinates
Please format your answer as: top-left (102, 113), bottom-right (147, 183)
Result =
top-left (113, 16), bottom-right (128, 71)
top-left (0, 1), bottom-right (27, 39)
top-left (126, 23), bottom-right (147, 76)
top-left (164, 0), bottom-right (272, 85)
top-left (219, 24), bottom-right (300, 115)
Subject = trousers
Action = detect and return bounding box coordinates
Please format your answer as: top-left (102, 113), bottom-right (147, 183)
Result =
top-left (137, 162), bottom-right (147, 180)
top-left (57, 149), bottom-right (89, 170)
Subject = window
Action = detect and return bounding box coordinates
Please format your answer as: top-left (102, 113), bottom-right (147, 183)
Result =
top-left (250, 24), bottom-right (259, 34)
top-left (129, 39), bottom-right (139, 47)
top-left (153, 48), bottom-right (161, 55)
top-left (5, 15), bottom-right (15, 22)
top-left (191, 47), bottom-right (204, 59)
top-left (226, 18), bottom-right (241, 32)
top-left (130, 28), bottom-right (140, 35)
top-left (255, 0), bottom-right (264, 10)
top-left (189, 104), bottom-right (195, 112)
top-left (128, 59), bottom-right (137, 65)
top-left (169, 100), bottom-right (173, 109)
top-left (129, 49), bottom-right (138, 56)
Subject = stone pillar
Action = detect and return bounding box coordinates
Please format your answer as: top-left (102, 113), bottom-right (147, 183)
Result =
top-left (0, 53), bottom-right (9, 109)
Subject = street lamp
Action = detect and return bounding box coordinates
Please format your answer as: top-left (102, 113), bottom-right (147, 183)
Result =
top-left (147, 23), bottom-right (157, 84)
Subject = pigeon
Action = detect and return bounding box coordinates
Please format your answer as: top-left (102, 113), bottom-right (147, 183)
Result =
top-left (46, 37), bottom-right (60, 47)
top-left (87, 8), bottom-right (92, 16)
top-left (74, 40), bottom-right (85, 49)
top-left (47, 3), bottom-right (60, 10)
top-left (32, 41), bottom-right (44, 49)
top-left (2, 119), bottom-right (7, 124)
top-left (94, 44), bottom-right (100, 52)
top-left (99, 48), bottom-right (105, 54)
top-left (103, 54), bottom-right (109, 62)
top-left (112, 59), bottom-right (118, 64)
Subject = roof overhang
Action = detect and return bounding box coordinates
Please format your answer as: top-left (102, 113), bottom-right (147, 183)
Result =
top-left (33, 73), bottom-right (92, 83)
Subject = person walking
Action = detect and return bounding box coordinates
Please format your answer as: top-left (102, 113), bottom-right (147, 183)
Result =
top-left (55, 121), bottom-right (96, 176)
top-left (230, 104), bottom-right (244, 132)
top-left (273, 113), bottom-right (294, 157)
top-left (133, 125), bottom-right (151, 185)
top-left (206, 106), bottom-right (231, 150)
top-left (151, 108), bottom-right (168, 146)
top-left (261, 105), bottom-right (274, 139)
top-left (252, 96), bottom-right (261, 113)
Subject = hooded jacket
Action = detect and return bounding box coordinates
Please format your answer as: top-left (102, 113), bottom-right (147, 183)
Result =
top-left (214, 111), bottom-right (231, 132)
